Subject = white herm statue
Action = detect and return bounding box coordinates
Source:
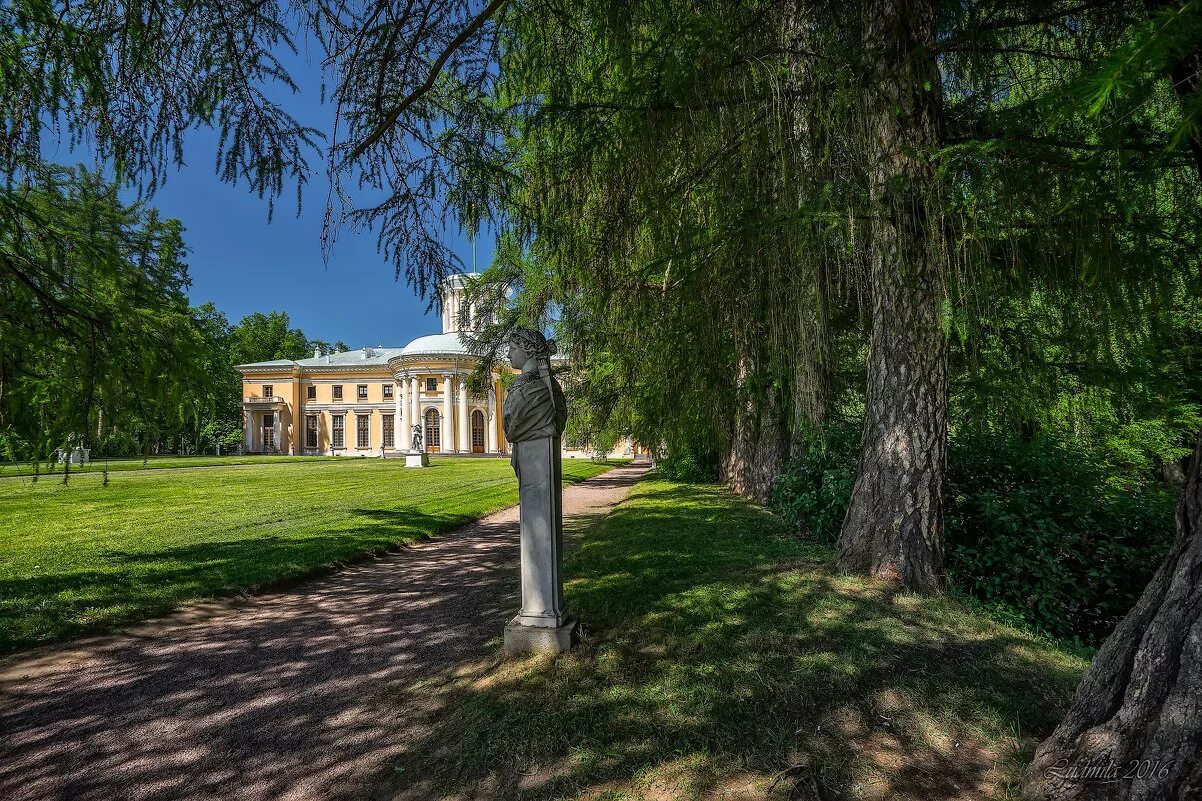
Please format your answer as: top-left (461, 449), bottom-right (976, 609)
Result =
top-left (501, 326), bottom-right (576, 655)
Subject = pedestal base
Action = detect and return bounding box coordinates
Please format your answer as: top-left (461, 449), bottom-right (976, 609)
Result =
top-left (405, 453), bottom-right (429, 468)
top-left (504, 615), bottom-right (579, 656)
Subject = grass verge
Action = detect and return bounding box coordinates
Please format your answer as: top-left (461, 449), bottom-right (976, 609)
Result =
top-left (386, 476), bottom-right (1088, 801)
top-left (0, 456), bottom-right (619, 653)
top-left (0, 454), bottom-right (345, 478)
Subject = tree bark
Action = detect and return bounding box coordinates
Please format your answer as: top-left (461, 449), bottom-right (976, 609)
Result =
top-left (789, 279), bottom-right (831, 456)
top-left (836, 0), bottom-right (948, 594)
top-left (1025, 432), bottom-right (1202, 801)
top-left (721, 349), bottom-right (789, 505)
top-left (1025, 10), bottom-right (1202, 798)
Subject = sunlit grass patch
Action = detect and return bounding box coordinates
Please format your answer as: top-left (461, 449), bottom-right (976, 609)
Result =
top-left (0, 453), bottom-right (345, 478)
top-left (0, 457), bottom-right (618, 652)
top-left (384, 475), bottom-right (1089, 801)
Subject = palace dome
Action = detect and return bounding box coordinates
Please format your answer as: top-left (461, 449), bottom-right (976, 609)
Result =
top-left (399, 332), bottom-right (479, 358)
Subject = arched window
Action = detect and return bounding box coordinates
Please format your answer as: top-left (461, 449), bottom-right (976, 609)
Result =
top-left (424, 408), bottom-right (440, 452)
top-left (471, 409), bottom-right (485, 453)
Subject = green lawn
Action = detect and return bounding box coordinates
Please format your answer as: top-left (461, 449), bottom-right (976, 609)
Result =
top-left (388, 476), bottom-right (1088, 801)
top-left (0, 453), bottom-right (345, 478)
top-left (0, 456), bottom-right (618, 653)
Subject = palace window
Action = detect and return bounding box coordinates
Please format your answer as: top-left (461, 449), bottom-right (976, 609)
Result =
top-left (262, 384), bottom-right (273, 398)
top-left (305, 415), bottom-right (318, 449)
top-left (471, 409), bottom-right (485, 453)
top-left (307, 385), bottom-right (316, 400)
top-left (332, 415), bottom-right (345, 448)
top-left (383, 414), bottom-right (394, 449)
top-left (356, 414), bottom-right (370, 448)
top-left (425, 377), bottom-right (438, 392)
top-left (262, 412), bottom-right (274, 449)
top-left (333, 385), bottom-right (343, 401)
top-left (357, 384), bottom-right (368, 400)
top-left (424, 408), bottom-right (440, 451)
top-left (383, 384), bottom-right (393, 399)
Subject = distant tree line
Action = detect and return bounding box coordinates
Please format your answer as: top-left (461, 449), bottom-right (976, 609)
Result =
top-left (0, 168), bottom-right (346, 460)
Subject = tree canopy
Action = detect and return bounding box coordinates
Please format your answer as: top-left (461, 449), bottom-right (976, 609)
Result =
top-left (3, 1), bottom-right (1202, 795)
top-left (0, 167), bottom-right (347, 460)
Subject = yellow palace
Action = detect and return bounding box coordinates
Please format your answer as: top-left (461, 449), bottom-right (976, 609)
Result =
top-left (237, 274), bottom-right (520, 457)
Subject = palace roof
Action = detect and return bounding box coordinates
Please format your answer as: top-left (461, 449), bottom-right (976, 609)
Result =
top-left (236, 347), bottom-right (405, 370)
top-left (399, 332), bottom-right (478, 357)
top-left (235, 333), bottom-right (481, 372)
top-left (233, 273), bottom-right (501, 373)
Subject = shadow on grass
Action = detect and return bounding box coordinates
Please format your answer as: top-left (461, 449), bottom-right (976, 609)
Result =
top-left (0, 460), bottom-right (619, 653)
top-left (0, 506), bottom-right (471, 653)
top-left (380, 482), bottom-right (1087, 801)
top-left (0, 469), bottom-right (1082, 801)
top-left (0, 503), bottom-right (536, 801)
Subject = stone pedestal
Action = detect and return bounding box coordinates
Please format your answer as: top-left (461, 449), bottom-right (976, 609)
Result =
top-left (504, 435), bottom-right (578, 655)
top-left (56, 447), bottom-right (90, 465)
top-left (404, 453), bottom-right (429, 468)
top-left (504, 615), bottom-right (579, 655)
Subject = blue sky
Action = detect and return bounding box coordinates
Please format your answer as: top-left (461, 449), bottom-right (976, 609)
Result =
top-left (41, 44), bottom-right (495, 350)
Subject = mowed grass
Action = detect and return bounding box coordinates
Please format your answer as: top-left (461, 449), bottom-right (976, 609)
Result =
top-left (387, 476), bottom-right (1088, 801)
top-left (0, 456), bottom-right (618, 653)
top-left (0, 454), bottom-right (344, 478)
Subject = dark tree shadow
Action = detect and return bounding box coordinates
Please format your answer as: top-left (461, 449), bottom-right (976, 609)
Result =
top-left (377, 483), bottom-right (1087, 801)
top-left (0, 464), bottom-right (649, 801)
top-left (0, 506), bottom-right (471, 653)
top-left (0, 470), bottom-right (1084, 801)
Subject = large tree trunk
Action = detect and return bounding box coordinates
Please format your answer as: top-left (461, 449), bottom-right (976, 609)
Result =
top-left (1025, 432), bottom-right (1202, 800)
top-left (1026, 11), bottom-right (1202, 798)
top-left (721, 349), bottom-right (789, 505)
top-left (836, 0), bottom-right (948, 594)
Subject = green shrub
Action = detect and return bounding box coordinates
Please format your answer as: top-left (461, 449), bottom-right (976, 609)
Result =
top-left (946, 432), bottom-right (1175, 644)
top-left (771, 421), bottom-right (859, 545)
top-left (771, 425), bottom-right (1177, 644)
top-left (93, 431), bottom-right (142, 458)
top-left (658, 443), bottom-right (718, 483)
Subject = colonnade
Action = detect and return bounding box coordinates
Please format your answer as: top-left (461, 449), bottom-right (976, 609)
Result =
top-left (394, 371), bottom-right (501, 454)
top-left (242, 407), bottom-right (283, 453)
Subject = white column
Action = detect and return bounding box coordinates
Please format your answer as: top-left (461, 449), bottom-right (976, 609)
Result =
top-left (410, 375), bottom-right (420, 445)
top-left (458, 374), bottom-right (470, 452)
top-left (397, 375), bottom-right (407, 450)
top-left (498, 382), bottom-right (507, 454)
top-left (243, 409), bottom-right (252, 452)
top-left (487, 383), bottom-right (499, 453)
top-left (440, 373), bottom-right (453, 452)
top-left (273, 414), bottom-right (281, 454)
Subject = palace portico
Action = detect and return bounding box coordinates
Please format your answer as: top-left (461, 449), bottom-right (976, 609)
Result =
top-left (236, 274), bottom-right (509, 457)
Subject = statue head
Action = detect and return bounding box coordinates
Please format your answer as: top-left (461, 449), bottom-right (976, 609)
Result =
top-left (507, 327), bottom-right (556, 371)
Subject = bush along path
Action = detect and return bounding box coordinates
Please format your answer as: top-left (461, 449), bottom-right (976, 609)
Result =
top-left (0, 463), bottom-right (646, 801)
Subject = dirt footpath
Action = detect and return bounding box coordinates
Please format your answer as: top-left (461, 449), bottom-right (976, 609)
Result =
top-left (0, 463), bottom-right (647, 801)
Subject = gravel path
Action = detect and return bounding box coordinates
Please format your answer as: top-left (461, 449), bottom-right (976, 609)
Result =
top-left (0, 462), bottom-right (647, 801)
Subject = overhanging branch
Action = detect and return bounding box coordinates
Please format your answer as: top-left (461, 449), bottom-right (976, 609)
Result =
top-left (348, 0), bottom-right (508, 161)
